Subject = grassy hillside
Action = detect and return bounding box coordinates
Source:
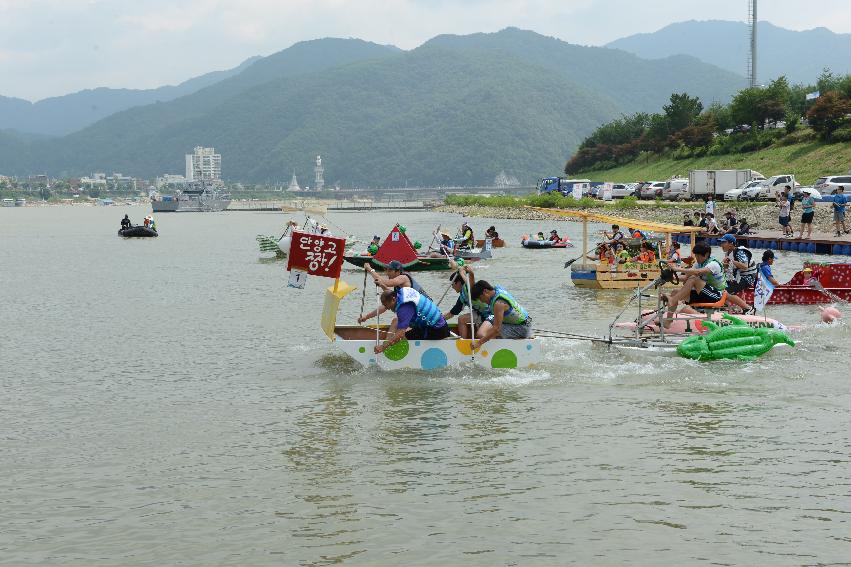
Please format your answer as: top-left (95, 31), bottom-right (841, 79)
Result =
top-left (580, 140), bottom-right (851, 185)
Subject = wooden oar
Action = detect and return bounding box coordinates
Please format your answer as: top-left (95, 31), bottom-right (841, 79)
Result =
top-left (809, 279), bottom-right (848, 304)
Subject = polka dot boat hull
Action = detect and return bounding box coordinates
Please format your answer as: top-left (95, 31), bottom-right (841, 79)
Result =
top-left (333, 326), bottom-right (542, 370)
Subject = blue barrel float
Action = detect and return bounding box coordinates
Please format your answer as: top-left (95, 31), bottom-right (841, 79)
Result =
top-left (807, 243), bottom-right (816, 253)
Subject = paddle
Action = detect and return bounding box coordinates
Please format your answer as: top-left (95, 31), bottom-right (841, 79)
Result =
top-left (809, 279), bottom-right (848, 304)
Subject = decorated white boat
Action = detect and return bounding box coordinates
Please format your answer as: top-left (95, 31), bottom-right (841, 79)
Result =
top-left (331, 325), bottom-right (541, 370)
top-left (320, 280), bottom-right (541, 370)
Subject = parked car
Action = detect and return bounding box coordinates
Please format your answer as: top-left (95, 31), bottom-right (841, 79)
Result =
top-left (639, 181), bottom-right (665, 199)
top-left (611, 183), bottom-right (638, 198)
top-left (661, 179), bottom-right (689, 201)
top-left (724, 180), bottom-right (764, 201)
top-left (792, 187), bottom-right (821, 200)
top-left (759, 174), bottom-right (798, 200)
top-left (814, 175), bottom-right (851, 195)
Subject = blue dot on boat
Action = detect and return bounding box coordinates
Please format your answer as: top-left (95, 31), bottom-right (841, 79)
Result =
top-left (526, 344), bottom-right (533, 351)
top-left (420, 348), bottom-right (448, 370)
top-left (415, 341), bottom-right (421, 346)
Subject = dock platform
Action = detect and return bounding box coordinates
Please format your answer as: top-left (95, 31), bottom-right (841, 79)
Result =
top-left (674, 229), bottom-right (851, 256)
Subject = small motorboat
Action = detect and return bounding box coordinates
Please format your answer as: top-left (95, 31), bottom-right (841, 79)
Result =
top-left (520, 236), bottom-right (574, 249)
top-left (118, 226), bottom-right (158, 238)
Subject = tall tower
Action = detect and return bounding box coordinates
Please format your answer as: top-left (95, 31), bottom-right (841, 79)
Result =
top-left (314, 155), bottom-right (325, 192)
top-left (747, 0), bottom-right (758, 88)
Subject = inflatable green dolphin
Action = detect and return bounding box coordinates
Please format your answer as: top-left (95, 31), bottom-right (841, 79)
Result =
top-left (677, 313), bottom-right (795, 361)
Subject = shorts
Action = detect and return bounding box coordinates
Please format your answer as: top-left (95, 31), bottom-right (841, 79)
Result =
top-left (689, 285), bottom-right (723, 304)
top-left (801, 211), bottom-right (814, 224)
top-left (492, 316), bottom-right (533, 339)
top-left (779, 215), bottom-right (790, 227)
top-left (726, 277), bottom-right (755, 294)
top-left (834, 209), bottom-right (846, 221)
top-left (406, 324), bottom-right (451, 340)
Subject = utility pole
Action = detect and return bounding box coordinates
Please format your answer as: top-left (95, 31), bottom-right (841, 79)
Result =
top-left (748, 0), bottom-right (758, 88)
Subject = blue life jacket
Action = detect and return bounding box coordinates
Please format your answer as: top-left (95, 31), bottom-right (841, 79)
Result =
top-left (396, 287), bottom-right (443, 328)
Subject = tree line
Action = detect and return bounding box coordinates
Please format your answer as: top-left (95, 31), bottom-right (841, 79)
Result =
top-left (565, 69), bottom-right (851, 174)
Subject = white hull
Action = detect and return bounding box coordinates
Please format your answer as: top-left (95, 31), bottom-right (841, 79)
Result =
top-left (333, 326), bottom-right (541, 370)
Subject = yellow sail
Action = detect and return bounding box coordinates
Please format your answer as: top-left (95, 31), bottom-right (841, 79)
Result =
top-left (320, 279), bottom-right (356, 340)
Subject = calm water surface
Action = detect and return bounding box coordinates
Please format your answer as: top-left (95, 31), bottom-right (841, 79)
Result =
top-left (1, 206), bottom-right (849, 566)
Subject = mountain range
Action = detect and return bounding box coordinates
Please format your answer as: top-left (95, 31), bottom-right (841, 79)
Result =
top-left (608, 20), bottom-right (851, 86)
top-left (0, 57), bottom-right (260, 137)
top-left (0, 28), bottom-right (747, 185)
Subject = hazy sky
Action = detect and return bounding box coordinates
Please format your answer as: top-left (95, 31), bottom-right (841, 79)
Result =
top-left (2, 0), bottom-right (850, 101)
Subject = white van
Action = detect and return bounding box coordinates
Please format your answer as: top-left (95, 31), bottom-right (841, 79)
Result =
top-left (662, 178), bottom-right (689, 201)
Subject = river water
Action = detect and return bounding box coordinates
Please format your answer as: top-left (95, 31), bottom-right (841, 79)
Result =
top-left (2, 206), bottom-right (849, 566)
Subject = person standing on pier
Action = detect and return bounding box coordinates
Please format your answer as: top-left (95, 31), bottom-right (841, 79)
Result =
top-left (778, 188), bottom-right (793, 238)
top-left (832, 186), bottom-right (849, 236)
top-left (797, 189), bottom-right (816, 240)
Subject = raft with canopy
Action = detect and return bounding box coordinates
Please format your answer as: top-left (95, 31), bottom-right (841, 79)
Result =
top-left (529, 207), bottom-right (704, 290)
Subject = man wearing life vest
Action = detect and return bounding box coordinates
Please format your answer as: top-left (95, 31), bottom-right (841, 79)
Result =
top-left (470, 281), bottom-right (533, 348)
top-left (459, 222), bottom-right (475, 249)
top-left (662, 242), bottom-right (727, 326)
top-left (374, 287), bottom-right (450, 354)
top-left (442, 263), bottom-right (491, 339)
top-left (629, 241), bottom-right (657, 264)
top-left (718, 234), bottom-right (756, 313)
top-left (358, 260), bottom-right (431, 324)
top-left (605, 224), bottom-right (624, 245)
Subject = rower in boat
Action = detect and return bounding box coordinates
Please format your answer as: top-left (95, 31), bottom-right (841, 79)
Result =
top-left (718, 234), bottom-right (756, 313)
top-left (628, 240), bottom-right (657, 265)
top-left (459, 221), bottom-right (475, 249)
top-left (470, 281), bottom-right (533, 348)
top-left (536, 232), bottom-right (546, 241)
top-left (758, 250), bottom-right (781, 287)
top-left (373, 288), bottom-right (451, 354)
top-left (604, 224), bottom-right (624, 245)
top-left (661, 242), bottom-right (728, 327)
top-left (358, 260), bottom-right (432, 325)
top-left (486, 226), bottom-right (499, 239)
top-left (442, 263), bottom-right (490, 339)
top-left (549, 229), bottom-right (562, 242)
top-left (120, 214), bottom-right (132, 230)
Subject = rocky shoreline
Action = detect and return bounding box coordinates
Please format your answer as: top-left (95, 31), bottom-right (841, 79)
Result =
top-left (437, 202), bottom-right (841, 235)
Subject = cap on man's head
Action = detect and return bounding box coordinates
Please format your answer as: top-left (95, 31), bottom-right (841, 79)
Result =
top-left (719, 234), bottom-right (737, 244)
top-left (551, 229), bottom-right (558, 234)
top-left (387, 260), bottom-right (403, 271)
top-left (803, 188), bottom-right (812, 193)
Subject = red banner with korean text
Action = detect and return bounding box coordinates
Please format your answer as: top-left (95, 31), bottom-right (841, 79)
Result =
top-left (286, 231), bottom-right (346, 279)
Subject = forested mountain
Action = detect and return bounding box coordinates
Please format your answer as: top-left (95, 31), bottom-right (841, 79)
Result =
top-left (608, 20), bottom-right (851, 85)
top-left (0, 57), bottom-right (259, 137)
top-left (1, 29), bottom-right (747, 185)
top-left (426, 27), bottom-right (746, 113)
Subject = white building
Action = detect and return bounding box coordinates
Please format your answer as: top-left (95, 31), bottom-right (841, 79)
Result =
top-left (155, 174), bottom-right (188, 189)
top-left (185, 146), bottom-right (221, 182)
top-left (313, 155), bottom-right (324, 191)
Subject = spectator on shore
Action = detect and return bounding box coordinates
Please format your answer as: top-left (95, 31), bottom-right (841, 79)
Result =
top-left (683, 213), bottom-right (694, 227)
top-left (832, 186), bottom-right (849, 236)
top-left (796, 189), bottom-right (816, 240)
top-left (778, 189), bottom-right (793, 238)
top-left (705, 195), bottom-right (715, 217)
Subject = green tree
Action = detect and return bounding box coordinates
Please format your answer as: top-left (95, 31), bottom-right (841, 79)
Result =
top-left (700, 101), bottom-right (733, 132)
top-left (816, 68), bottom-right (839, 94)
top-left (806, 90), bottom-right (851, 141)
top-left (663, 92), bottom-right (703, 132)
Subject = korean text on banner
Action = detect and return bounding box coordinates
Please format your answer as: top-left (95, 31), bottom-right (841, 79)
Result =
top-left (286, 230), bottom-right (346, 279)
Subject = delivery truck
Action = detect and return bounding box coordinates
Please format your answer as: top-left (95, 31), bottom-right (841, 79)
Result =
top-left (688, 169), bottom-right (764, 199)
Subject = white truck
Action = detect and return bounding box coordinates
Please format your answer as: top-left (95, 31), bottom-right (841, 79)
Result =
top-left (688, 169), bottom-right (764, 199)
